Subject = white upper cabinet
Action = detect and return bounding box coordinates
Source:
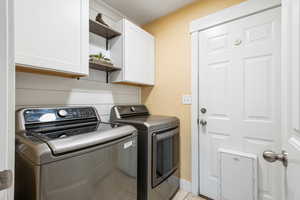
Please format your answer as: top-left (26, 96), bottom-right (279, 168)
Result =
top-left (15, 0), bottom-right (89, 76)
top-left (111, 19), bottom-right (155, 85)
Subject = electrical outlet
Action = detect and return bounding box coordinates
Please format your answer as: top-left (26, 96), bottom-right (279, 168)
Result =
top-left (182, 95), bottom-right (192, 105)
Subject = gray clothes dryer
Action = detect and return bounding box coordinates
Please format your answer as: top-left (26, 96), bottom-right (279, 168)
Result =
top-left (110, 105), bottom-right (180, 200)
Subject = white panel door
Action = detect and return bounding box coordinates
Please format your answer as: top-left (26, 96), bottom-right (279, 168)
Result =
top-left (281, 0), bottom-right (300, 199)
top-left (199, 22), bottom-right (235, 200)
top-left (199, 8), bottom-right (281, 200)
top-left (0, 0), bottom-right (15, 199)
top-left (15, 0), bottom-right (89, 75)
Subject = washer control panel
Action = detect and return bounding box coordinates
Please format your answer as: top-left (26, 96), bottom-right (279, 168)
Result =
top-left (23, 107), bottom-right (98, 124)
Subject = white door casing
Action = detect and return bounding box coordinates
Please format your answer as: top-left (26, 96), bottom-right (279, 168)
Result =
top-left (0, 0), bottom-right (15, 199)
top-left (190, 1), bottom-right (282, 196)
top-left (281, 0), bottom-right (300, 200)
top-left (198, 8), bottom-right (281, 200)
top-left (191, 1), bottom-right (300, 200)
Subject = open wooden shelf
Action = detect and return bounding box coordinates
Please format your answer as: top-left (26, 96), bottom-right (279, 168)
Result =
top-left (89, 19), bottom-right (122, 83)
top-left (89, 61), bottom-right (120, 72)
top-left (89, 61), bottom-right (121, 83)
top-left (89, 20), bottom-right (121, 39)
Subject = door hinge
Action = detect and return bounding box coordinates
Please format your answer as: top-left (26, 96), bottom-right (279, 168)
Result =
top-left (0, 170), bottom-right (13, 191)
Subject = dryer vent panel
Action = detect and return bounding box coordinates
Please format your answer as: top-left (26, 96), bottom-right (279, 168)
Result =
top-left (219, 149), bottom-right (258, 200)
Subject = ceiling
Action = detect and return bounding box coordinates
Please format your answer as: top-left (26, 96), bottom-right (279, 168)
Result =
top-left (101, 0), bottom-right (197, 25)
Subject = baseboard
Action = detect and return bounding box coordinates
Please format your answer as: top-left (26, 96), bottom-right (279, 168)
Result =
top-left (180, 178), bottom-right (192, 192)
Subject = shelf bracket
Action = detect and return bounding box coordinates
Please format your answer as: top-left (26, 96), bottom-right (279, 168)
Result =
top-left (106, 40), bottom-right (109, 84)
top-left (106, 71), bottom-right (109, 83)
top-left (106, 39), bottom-right (109, 51)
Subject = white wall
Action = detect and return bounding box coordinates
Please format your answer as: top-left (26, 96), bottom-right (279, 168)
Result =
top-left (15, 0), bottom-right (141, 122)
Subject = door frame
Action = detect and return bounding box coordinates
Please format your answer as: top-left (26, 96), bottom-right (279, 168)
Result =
top-left (190, 0), bottom-right (281, 195)
top-left (0, 0), bottom-right (15, 199)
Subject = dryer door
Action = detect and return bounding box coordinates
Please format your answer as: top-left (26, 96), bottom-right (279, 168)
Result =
top-left (152, 127), bottom-right (179, 188)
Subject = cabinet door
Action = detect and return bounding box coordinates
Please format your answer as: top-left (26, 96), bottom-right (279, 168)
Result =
top-left (15, 0), bottom-right (89, 75)
top-left (124, 20), bottom-right (155, 85)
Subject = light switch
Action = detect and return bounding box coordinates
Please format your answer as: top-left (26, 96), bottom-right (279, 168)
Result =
top-left (182, 95), bottom-right (192, 105)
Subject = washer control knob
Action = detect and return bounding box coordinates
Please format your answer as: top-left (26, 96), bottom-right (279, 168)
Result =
top-left (58, 109), bottom-right (68, 117)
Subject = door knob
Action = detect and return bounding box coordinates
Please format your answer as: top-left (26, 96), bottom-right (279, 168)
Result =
top-left (263, 150), bottom-right (288, 167)
top-left (199, 119), bottom-right (207, 126)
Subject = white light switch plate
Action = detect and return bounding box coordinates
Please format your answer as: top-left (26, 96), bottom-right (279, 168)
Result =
top-left (182, 95), bottom-right (192, 105)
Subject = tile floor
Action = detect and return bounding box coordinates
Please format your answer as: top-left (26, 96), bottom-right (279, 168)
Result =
top-left (172, 190), bottom-right (207, 200)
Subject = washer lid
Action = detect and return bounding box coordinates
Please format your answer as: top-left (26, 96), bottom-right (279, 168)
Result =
top-left (37, 124), bottom-right (136, 155)
top-left (111, 105), bottom-right (149, 119)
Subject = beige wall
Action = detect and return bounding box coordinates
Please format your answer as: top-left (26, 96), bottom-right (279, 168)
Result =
top-left (141, 0), bottom-right (246, 181)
